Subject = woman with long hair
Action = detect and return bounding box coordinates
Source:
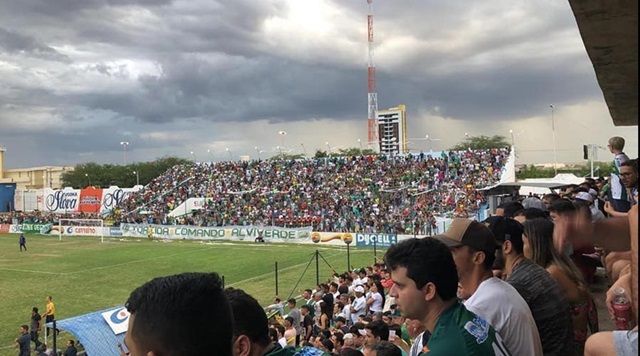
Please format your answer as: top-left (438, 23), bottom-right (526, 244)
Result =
top-left (523, 218), bottom-right (598, 355)
top-left (317, 299), bottom-right (331, 332)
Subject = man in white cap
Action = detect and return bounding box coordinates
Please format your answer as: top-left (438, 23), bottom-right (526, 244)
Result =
top-left (575, 191), bottom-right (606, 221)
top-left (350, 286), bottom-right (367, 324)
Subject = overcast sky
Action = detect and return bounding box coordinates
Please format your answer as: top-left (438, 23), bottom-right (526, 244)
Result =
top-left (0, 0), bottom-right (637, 168)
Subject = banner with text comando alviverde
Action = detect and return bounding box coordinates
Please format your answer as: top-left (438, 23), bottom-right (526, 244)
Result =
top-left (120, 224), bottom-right (312, 241)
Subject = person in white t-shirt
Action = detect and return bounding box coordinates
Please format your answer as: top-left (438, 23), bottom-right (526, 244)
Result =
top-left (366, 281), bottom-right (384, 314)
top-left (436, 218), bottom-right (543, 356)
top-left (350, 286), bottom-right (367, 324)
top-left (339, 294), bottom-right (352, 325)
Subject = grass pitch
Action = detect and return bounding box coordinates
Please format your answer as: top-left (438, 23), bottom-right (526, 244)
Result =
top-left (0, 233), bottom-right (378, 355)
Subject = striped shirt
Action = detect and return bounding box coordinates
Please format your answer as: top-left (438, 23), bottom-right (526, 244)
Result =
top-left (507, 259), bottom-right (575, 356)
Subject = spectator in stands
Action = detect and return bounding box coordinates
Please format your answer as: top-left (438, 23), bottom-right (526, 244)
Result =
top-left (283, 317), bottom-right (297, 346)
top-left (316, 298), bottom-right (331, 334)
top-left (605, 159), bottom-right (638, 217)
top-left (366, 281), bottom-right (384, 315)
top-left (554, 200), bottom-right (637, 356)
top-left (363, 341), bottom-right (401, 356)
top-left (226, 287), bottom-right (275, 356)
top-left (384, 237), bottom-right (510, 355)
top-left (522, 218), bottom-right (598, 355)
top-left (300, 305), bottom-right (314, 343)
top-left (364, 320), bottom-right (390, 346)
top-left (63, 339), bottom-right (77, 356)
top-left (350, 286), bottom-right (367, 324)
top-left (435, 218), bottom-right (543, 356)
top-left (406, 318), bottom-right (428, 356)
top-left (265, 297), bottom-right (285, 316)
top-left (574, 191), bottom-right (606, 221)
top-left (549, 198), bottom-right (598, 283)
top-left (602, 159), bottom-right (637, 282)
top-left (340, 345), bottom-right (363, 356)
top-left (542, 193), bottom-right (562, 210)
top-left (274, 325), bottom-right (287, 349)
top-left (335, 315), bottom-right (350, 334)
top-left (522, 195), bottom-right (547, 211)
top-left (607, 136), bottom-right (631, 212)
top-left (349, 323), bottom-right (367, 351)
top-left (513, 207), bottom-right (548, 223)
top-left (123, 272), bottom-right (233, 356)
top-left (485, 216), bottom-right (575, 355)
top-left (286, 299), bottom-right (302, 344)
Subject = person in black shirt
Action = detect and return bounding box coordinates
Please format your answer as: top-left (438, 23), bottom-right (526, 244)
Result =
top-left (30, 307), bottom-right (41, 348)
top-left (19, 233), bottom-right (27, 252)
top-left (64, 340), bottom-right (78, 356)
top-left (15, 325), bottom-right (31, 356)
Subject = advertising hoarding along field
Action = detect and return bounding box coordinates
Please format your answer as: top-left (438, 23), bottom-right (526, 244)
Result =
top-left (120, 224), bottom-right (312, 241)
top-left (355, 233), bottom-right (398, 248)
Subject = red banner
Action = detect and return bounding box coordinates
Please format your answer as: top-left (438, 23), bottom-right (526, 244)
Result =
top-left (0, 224), bottom-right (9, 233)
top-left (78, 187), bottom-right (103, 213)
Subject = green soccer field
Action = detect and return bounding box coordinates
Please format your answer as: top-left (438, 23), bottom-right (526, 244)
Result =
top-left (0, 233), bottom-right (379, 355)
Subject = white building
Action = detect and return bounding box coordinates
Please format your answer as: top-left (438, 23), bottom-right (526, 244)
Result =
top-left (377, 104), bottom-right (408, 155)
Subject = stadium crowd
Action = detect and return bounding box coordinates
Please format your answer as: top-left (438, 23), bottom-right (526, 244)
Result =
top-left (254, 154), bottom-right (637, 356)
top-left (114, 148), bottom-right (509, 234)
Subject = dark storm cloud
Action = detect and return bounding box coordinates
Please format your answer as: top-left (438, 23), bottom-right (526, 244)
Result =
top-left (0, 0), bottom-right (618, 167)
top-left (0, 27), bottom-right (70, 62)
top-left (0, 0), bottom-right (279, 57)
top-left (72, 55), bottom-right (363, 123)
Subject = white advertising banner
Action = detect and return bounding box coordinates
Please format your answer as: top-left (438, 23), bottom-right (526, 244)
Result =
top-left (43, 188), bottom-right (80, 213)
top-left (14, 189), bottom-right (45, 212)
top-left (100, 186), bottom-right (142, 213)
top-left (120, 224), bottom-right (312, 241)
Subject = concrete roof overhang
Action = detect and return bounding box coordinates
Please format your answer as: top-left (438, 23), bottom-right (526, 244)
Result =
top-left (568, 0), bottom-right (638, 126)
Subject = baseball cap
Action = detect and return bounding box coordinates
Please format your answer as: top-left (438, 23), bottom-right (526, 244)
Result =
top-left (434, 218), bottom-right (497, 255)
top-left (482, 216), bottom-right (524, 245)
top-left (354, 286), bottom-right (365, 294)
top-left (575, 191), bottom-right (594, 203)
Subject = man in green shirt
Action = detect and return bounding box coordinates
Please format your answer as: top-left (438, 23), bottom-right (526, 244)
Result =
top-left (384, 238), bottom-right (511, 355)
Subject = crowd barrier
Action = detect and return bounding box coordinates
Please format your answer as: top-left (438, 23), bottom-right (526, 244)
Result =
top-left (2, 217), bottom-right (457, 246)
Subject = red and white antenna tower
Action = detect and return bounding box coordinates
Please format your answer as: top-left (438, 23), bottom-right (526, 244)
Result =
top-left (366, 0), bottom-right (379, 149)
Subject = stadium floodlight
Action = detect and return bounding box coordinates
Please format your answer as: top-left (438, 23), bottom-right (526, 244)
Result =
top-left (120, 141), bottom-right (129, 165)
top-left (133, 171), bottom-right (140, 186)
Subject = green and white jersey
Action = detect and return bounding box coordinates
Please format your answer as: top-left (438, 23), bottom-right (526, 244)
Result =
top-left (611, 152), bottom-right (630, 200)
top-left (419, 302), bottom-right (511, 356)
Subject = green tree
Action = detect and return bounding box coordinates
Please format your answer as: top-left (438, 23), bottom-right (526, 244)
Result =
top-left (337, 147), bottom-right (377, 156)
top-left (515, 161), bottom-right (615, 179)
top-left (61, 156), bottom-right (191, 188)
top-left (450, 135), bottom-right (510, 151)
top-left (314, 147), bottom-right (377, 158)
top-left (269, 153), bottom-right (305, 161)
